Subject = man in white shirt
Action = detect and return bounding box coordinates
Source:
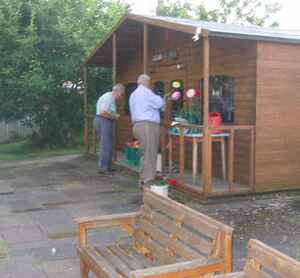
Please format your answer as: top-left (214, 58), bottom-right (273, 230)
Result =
top-left (94, 83), bottom-right (125, 174)
top-left (129, 74), bottom-right (165, 185)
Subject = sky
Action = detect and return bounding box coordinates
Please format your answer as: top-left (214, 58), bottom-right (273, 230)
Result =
top-left (127, 0), bottom-right (300, 30)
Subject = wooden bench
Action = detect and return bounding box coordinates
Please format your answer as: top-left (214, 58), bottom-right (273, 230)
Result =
top-left (215, 239), bottom-right (300, 278)
top-left (75, 188), bottom-right (233, 278)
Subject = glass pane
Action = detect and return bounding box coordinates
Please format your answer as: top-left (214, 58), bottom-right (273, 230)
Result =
top-left (200, 75), bottom-right (235, 123)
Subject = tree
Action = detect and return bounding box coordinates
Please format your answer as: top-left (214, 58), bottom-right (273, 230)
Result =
top-left (0, 0), bottom-right (129, 147)
top-left (156, 0), bottom-right (281, 27)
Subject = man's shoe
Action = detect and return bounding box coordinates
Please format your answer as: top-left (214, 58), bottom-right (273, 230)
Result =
top-left (138, 180), bottom-right (145, 189)
top-left (98, 170), bottom-right (107, 175)
top-left (98, 170), bottom-right (113, 176)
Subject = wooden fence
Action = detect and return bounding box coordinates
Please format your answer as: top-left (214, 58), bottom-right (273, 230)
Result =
top-left (0, 121), bottom-right (33, 143)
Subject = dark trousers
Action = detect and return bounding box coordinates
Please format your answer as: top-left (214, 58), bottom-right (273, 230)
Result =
top-left (94, 116), bottom-right (114, 171)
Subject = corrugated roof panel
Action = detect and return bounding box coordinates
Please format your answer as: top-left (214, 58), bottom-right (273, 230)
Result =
top-left (142, 14), bottom-right (300, 43)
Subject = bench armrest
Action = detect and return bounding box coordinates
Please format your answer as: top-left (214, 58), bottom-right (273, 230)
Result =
top-left (75, 212), bottom-right (140, 247)
top-left (214, 273), bottom-right (244, 277)
top-left (130, 258), bottom-right (223, 278)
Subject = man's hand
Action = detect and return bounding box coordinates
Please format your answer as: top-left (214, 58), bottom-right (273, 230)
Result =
top-left (100, 111), bottom-right (120, 120)
top-left (110, 113), bottom-right (120, 120)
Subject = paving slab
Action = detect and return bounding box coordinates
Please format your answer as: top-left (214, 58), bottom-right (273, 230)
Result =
top-left (8, 199), bottom-right (43, 213)
top-left (0, 213), bottom-right (35, 229)
top-left (0, 180), bottom-right (14, 195)
top-left (1, 226), bottom-right (46, 245)
top-left (0, 204), bottom-right (11, 216)
top-left (39, 259), bottom-right (80, 278)
top-left (0, 254), bottom-right (47, 278)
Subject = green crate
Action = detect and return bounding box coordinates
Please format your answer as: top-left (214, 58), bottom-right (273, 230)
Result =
top-left (124, 147), bottom-right (141, 166)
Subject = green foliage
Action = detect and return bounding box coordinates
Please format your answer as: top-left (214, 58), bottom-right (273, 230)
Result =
top-left (157, 0), bottom-right (281, 27)
top-left (0, 0), bottom-right (128, 148)
top-left (156, 0), bottom-right (193, 18)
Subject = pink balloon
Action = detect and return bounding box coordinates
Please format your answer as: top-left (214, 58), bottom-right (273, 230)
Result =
top-left (186, 89), bottom-right (196, 98)
top-left (171, 91), bottom-right (181, 101)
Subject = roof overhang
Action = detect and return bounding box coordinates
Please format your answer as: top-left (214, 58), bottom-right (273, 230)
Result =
top-left (84, 13), bottom-right (300, 67)
top-left (84, 14), bottom-right (197, 67)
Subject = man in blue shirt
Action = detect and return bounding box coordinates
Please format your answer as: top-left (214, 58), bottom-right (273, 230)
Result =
top-left (129, 74), bottom-right (165, 185)
top-left (94, 84), bottom-right (125, 175)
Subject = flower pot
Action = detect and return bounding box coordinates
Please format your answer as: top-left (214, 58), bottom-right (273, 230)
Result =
top-left (150, 185), bottom-right (169, 197)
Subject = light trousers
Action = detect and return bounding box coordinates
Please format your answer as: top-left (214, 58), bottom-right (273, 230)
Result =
top-left (133, 121), bottom-right (160, 183)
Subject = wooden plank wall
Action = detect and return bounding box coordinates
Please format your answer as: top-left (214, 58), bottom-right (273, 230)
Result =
top-left (256, 42), bottom-right (300, 190)
top-left (116, 26), bottom-right (256, 184)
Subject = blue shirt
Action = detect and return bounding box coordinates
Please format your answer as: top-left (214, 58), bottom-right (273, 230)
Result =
top-left (96, 92), bottom-right (116, 115)
top-left (129, 85), bottom-right (165, 124)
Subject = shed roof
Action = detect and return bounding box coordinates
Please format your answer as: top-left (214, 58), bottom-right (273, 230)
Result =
top-left (144, 14), bottom-right (300, 42)
top-left (86, 13), bottom-right (300, 66)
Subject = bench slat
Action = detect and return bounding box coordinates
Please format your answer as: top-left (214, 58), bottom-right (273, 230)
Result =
top-left (142, 204), bottom-right (214, 256)
top-left (144, 191), bottom-right (221, 239)
top-left (82, 246), bottom-right (124, 278)
top-left (108, 245), bottom-right (144, 271)
top-left (214, 273), bottom-right (245, 277)
top-left (244, 265), bottom-right (272, 278)
top-left (247, 240), bottom-right (300, 278)
top-left (139, 217), bottom-right (205, 260)
top-left (135, 229), bottom-right (179, 265)
top-left (118, 244), bottom-right (157, 268)
top-left (95, 247), bottom-right (132, 277)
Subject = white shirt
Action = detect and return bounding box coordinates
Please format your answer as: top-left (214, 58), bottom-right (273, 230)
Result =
top-left (129, 85), bottom-right (165, 124)
top-left (96, 92), bottom-right (116, 115)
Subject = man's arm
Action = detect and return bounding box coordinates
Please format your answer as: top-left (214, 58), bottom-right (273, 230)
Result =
top-left (98, 97), bottom-right (120, 120)
top-left (149, 92), bottom-right (165, 110)
top-left (99, 111), bottom-right (120, 120)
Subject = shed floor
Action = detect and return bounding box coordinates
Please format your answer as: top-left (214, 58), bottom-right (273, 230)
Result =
top-left (117, 152), bottom-right (250, 195)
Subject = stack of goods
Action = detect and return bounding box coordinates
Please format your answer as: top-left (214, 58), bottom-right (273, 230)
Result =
top-left (124, 140), bottom-right (141, 166)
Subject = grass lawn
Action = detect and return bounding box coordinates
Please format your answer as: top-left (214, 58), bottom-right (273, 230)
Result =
top-left (0, 140), bottom-right (83, 161)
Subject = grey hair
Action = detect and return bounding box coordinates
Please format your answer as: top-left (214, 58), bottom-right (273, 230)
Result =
top-left (137, 74), bottom-right (151, 84)
top-left (112, 83), bottom-right (125, 93)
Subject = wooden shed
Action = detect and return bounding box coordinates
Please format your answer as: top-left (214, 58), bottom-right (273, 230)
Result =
top-left (83, 14), bottom-right (300, 197)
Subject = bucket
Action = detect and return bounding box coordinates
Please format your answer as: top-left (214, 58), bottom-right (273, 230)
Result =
top-left (208, 112), bottom-right (222, 134)
top-left (150, 185), bottom-right (169, 197)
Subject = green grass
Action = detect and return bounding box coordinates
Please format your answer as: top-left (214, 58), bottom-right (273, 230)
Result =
top-left (0, 140), bottom-right (83, 161)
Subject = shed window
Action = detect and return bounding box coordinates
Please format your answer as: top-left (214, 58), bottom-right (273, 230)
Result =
top-left (124, 82), bottom-right (138, 115)
top-left (201, 76), bottom-right (235, 123)
top-left (153, 81), bottom-right (165, 97)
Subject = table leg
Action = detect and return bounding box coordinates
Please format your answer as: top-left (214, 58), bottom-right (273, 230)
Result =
top-left (221, 138), bottom-right (226, 180)
top-left (179, 128), bottom-right (185, 183)
top-left (168, 136), bottom-right (173, 173)
top-left (192, 137), bottom-right (198, 184)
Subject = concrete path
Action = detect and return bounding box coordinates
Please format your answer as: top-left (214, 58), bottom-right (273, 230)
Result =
top-left (0, 155), bottom-right (300, 277)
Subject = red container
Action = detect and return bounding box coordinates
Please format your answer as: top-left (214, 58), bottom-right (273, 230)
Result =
top-left (208, 112), bottom-right (222, 134)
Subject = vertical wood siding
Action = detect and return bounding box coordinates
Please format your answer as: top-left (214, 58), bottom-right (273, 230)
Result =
top-left (256, 42), bottom-right (300, 188)
top-left (116, 26), bottom-right (256, 184)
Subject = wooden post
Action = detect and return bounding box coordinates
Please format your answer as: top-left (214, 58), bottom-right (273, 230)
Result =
top-left (179, 127), bottom-right (185, 184)
top-left (143, 23), bottom-right (148, 74)
top-left (92, 128), bottom-right (97, 155)
top-left (112, 32), bottom-right (118, 161)
top-left (228, 129), bottom-right (235, 192)
top-left (83, 66), bottom-right (89, 154)
top-left (249, 127), bottom-right (255, 191)
top-left (202, 30), bottom-right (212, 196)
top-left (112, 33), bottom-right (117, 84)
